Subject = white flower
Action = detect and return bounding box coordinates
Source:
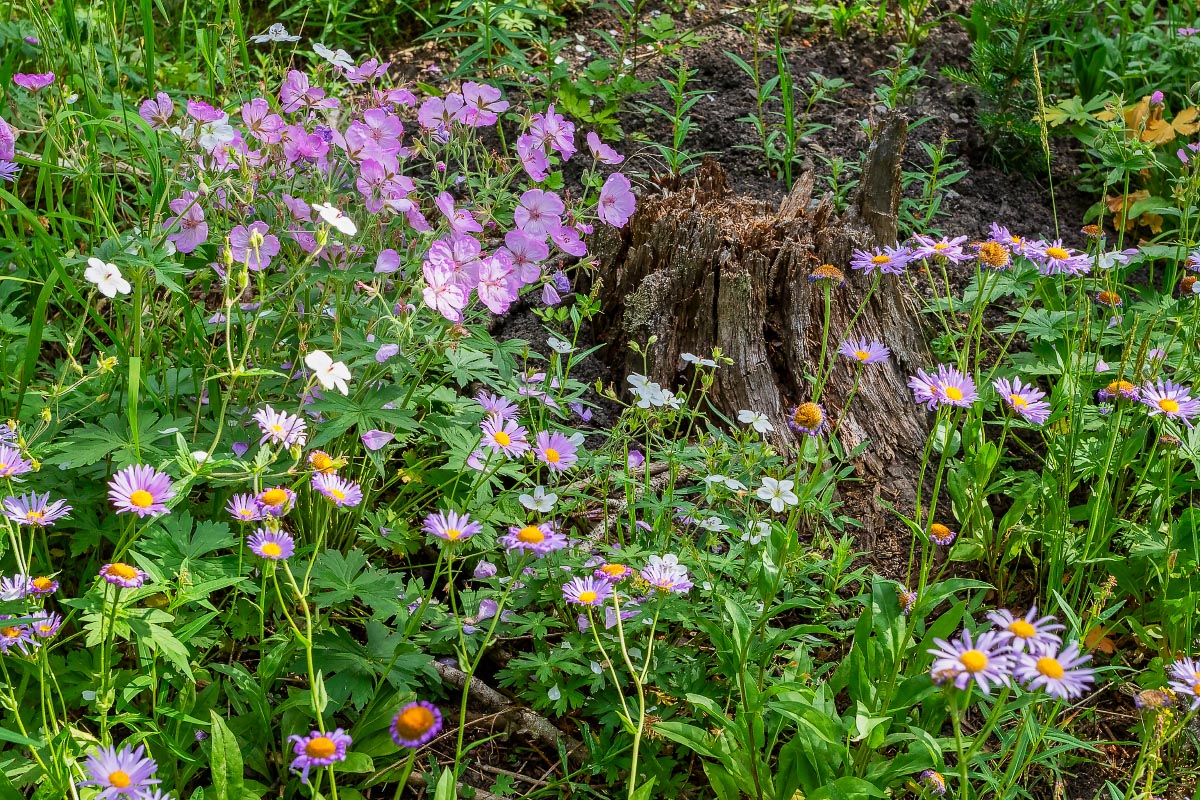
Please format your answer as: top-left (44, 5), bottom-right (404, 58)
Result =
top-left (738, 409), bottom-right (775, 434)
top-left (681, 352), bottom-right (718, 368)
top-left (741, 521), bottom-right (771, 546)
top-left (699, 516), bottom-right (728, 532)
top-left (198, 115), bottom-right (236, 151)
top-left (704, 474), bottom-right (729, 484)
top-left (547, 684), bottom-right (561, 701)
top-left (756, 477), bottom-right (798, 513)
top-left (661, 390), bottom-right (683, 410)
top-left (519, 486), bottom-right (558, 512)
top-left (722, 477), bottom-right (747, 491)
top-left (628, 373), bottom-right (668, 408)
top-left (590, 660), bottom-right (603, 675)
top-left (547, 336), bottom-right (575, 354)
top-left (304, 349), bottom-right (352, 395)
top-left (250, 23), bottom-right (300, 43)
top-left (312, 202), bottom-right (358, 236)
top-left (1095, 359), bottom-right (1109, 373)
top-left (191, 450), bottom-right (210, 463)
top-left (84, 257), bottom-right (132, 298)
top-left (313, 43), bottom-right (355, 70)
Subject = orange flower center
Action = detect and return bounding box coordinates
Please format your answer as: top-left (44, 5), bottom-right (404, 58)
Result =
top-left (1045, 247), bottom-right (1070, 260)
top-left (493, 431), bottom-right (512, 447)
top-left (959, 650), bottom-right (988, 673)
top-left (543, 448), bottom-right (560, 463)
top-left (601, 564), bottom-right (627, 577)
top-left (930, 524), bottom-right (951, 539)
top-left (578, 590), bottom-right (598, 603)
top-left (1036, 656), bottom-right (1065, 679)
top-left (304, 736), bottom-right (337, 759)
top-left (108, 770), bottom-right (132, 789)
top-left (1, 627), bottom-right (19, 638)
top-left (792, 403), bottom-right (823, 429)
top-left (394, 705), bottom-right (436, 739)
top-left (105, 563), bottom-right (139, 580)
top-left (310, 452), bottom-right (334, 471)
top-left (1008, 620), bottom-right (1036, 638)
top-left (516, 525), bottom-right (544, 544)
top-left (1159, 398), bottom-right (1180, 413)
top-left (129, 490), bottom-right (154, 508)
top-left (261, 488), bottom-right (288, 505)
top-left (31, 577), bottom-right (52, 591)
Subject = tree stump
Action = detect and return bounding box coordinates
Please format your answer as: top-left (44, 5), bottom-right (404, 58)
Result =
top-left (592, 113), bottom-right (931, 555)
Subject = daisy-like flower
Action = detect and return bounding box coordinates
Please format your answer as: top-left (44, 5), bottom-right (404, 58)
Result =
top-left (518, 486), bottom-right (558, 512)
top-left (308, 450), bottom-right (338, 474)
top-left (80, 743), bottom-right (160, 799)
top-left (594, 563), bottom-right (632, 582)
top-left (987, 606), bottom-right (1064, 652)
top-left (253, 405), bottom-right (308, 448)
top-left (920, 770), bottom-right (947, 796)
top-left (288, 728), bottom-right (351, 784)
top-left (0, 618), bottom-right (34, 654)
top-left (756, 477), bottom-right (798, 513)
top-left (849, 244), bottom-right (911, 275)
top-left (562, 576), bottom-right (612, 606)
top-left (31, 612), bottom-right (63, 638)
top-left (993, 377), bottom-right (1052, 425)
top-left (29, 575), bottom-right (58, 595)
top-left (929, 523), bottom-right (957, 546)
top-left (256, 486), bottom-right (296, 517)
top-left (2, 493), bottom-right (72, 527)
top-left (304, 350), bottom-right (352, 395)
top-left (898, 588), bottom-right (918, 616)
top-left (0, 574), bottom-right (30, 600)
top-left (312, 473), bottom-right (363, 507)
top-left (987, 224), bottom-right (1035, 258)
top-left (641, 554), bottom-right (693, 594)
top-left (500, 522), bottom-right (568, 556)
top-left (787, 402), bottom-right (827, 435)
top-left (477, 391), bottom-right (519, 421)
top-left (908, 365), bottom-right (978, 410)
top-left (1167, 657), bottom-right (1200, 710)
top-left (311, 203), bottom-right (358, 236)
top-left (973, 240), bottom-right (1012, 270)
top-left (535, 430), bottom-right (579, 472)
top-left (85, 258), bottom-right (133, 298)
top-left (737, 409), bottom-right (775, 434)
top-left (248, 528), bottom-right (295, 560)
top-left (1015, 641), bottom-right (1095, 699)
top-left (391, 701), bottom-right (443, 748)
top-left (1140, 379), bottom-right (1200, 427)
top-left (100, 562), bottom-right (148, 589)
top-left (108, 464), bottom-right (175, 517)
top-left (838, 337), bottom-right (891, 365)
top-left (0, 446), bottom-right (33, 478)
top-left (225, 493), bottom-right (263, 523)
top-left (927, 629), bottom-right (1014, 694)
top-left (1095, 290), bottom-right (1122, 308)
top-left (480, 417), bottom-right (530, 458)
top-left (808, 264), bottom-right (846, 286)
top-left (910, 234), bottom-right (971, 264)
top-left (1097, 379), bottom-right (1139, 402)
top-left (1031, 239), bottom-right (1091, 276)
top-left (423, 509), bottom-right (482, 542)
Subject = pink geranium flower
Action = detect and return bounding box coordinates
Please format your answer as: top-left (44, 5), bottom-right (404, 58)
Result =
top-left (13, 73), bottom-right (55, 92)
top-left (597, 173), bottom-right (636, 228)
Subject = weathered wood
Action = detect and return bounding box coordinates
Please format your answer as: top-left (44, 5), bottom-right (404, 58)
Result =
top-left (592, 112), bottom-right (929, 544)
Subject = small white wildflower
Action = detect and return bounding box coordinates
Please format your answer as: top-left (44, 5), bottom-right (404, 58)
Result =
top-left (84, 258), bottom-right (132, 298)
top-left (590, 660), bottom-right (603, 675)
top-left (304, 349), bottom-right (352, 395)
top-left (756, 477), bottom-right (798, 513)
top-left (547, 684), bottom-right (561, 701)
top-left (250, 23), bottom-right (300, 43)
top-left (313, 42), bottom-right (355, 70)
top-left (737, 409), bottom-right (775, 434)
top-left (519, 486), bottom-right (558, 512)
top-left (741, 521), bottom-right (771, 546)
top-left (547, 336), bottom-right (575, 354)
top-left (312, 202), bottom-right (358, 236)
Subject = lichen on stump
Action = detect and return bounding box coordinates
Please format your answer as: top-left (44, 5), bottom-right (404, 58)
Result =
top-left (592, 113), bottom-right (930, 556)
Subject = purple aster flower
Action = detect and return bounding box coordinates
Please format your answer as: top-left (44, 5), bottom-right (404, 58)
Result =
top-left (476, 391), bottom-right (519, 421)
top-left (108, 464), bottom-right (175, 517)
top-left (1031, 239), bottom-right (1091, 276)
top-left (13, 73), bottom-right (55, 92)
top-left (0, 618), bottom-right (34, 654)
top-left (908, 364), bottom-right (978, 410)
top-left (391, 701), bottom-right (443, 748)
top-left (480, 417), bottom-right (530, 458)
top-left (787, 402), bottom-right (828, 435)
top-left (921, 770), bottom-right (947, 796)
top-left (927, 629), bottom-right (1014, 694)
top-left (909, 234), bottom-right (971, 263)
top-left (226, 493), bottom-right (263, 523)
top-left (849, 244), bottom-right (911, 275)
top-left (100, 562), bottom-right (148, 589)
top-left (929, 523), bottom-right (957, 546)
top-left (500, 522), bottom-right (568, 556)
top-left (423, 509), bottom-right (482, 542)
top-left (0, 574), bottom-right (30, 600)
top-left (29, 575), bottom-right (58, 595)
top-left (1140, 379), bottom-right (1200, 426)
top-left (993, 377), bottom-right (1052, 425)
top-left (988, 606), bottom-right (1064, 652)
top-left (2, 493), bottom-right (72, 527)
top-left (0, 446), bottom-right (32, 478)
top-left (0, 161), bottom-right (19, 183)
top-left (311, 473), bottom-right (363, 507)
top-left (1098, 379), bottom-right (1139, 402)
top-left (987, 223), bottom-right (1035, 258)
top-left (288, 728), bottom-right (351, 784)
top-left (31, 612), bottom-right (63, 639)
top-left (253, 405), bottom-right (308, 448)
top-left (248, 528), bottom-right (294, 560)
top-left (838, 337), bottom-right (890, 365)
top-left (641, 554), bottom-right (692, 594)
top-left (562, 576), bottom-right (612, 606)
top-left (79, 743), bottom-right (160, 799)
top-left (256, 486), bottom-right (296, 517)
top-left (1167, 657), bottom-right (1200, 710)
top-left (473, 560), bottom-right (497, 579)
top-left (1014, 640), bottom-right (1095, 699)
top-left (594, 563), bottom-right (633, 582)
top-left (361, 429), bottom-right (395, 451)
top-left (535, 430), bottom-right (579, 472)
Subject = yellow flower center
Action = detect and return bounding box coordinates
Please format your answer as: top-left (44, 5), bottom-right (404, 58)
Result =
top-left (394, 705), bottom-right (436, 739)
top-left (444, 528), bottom-right (462, 541)
top-left (517, 525), bottom-right (544, 544)
top-left (272, 424), bottom-right (283, 433)
top-left (310, 452), bottom-right (334, 471)
top-left (329, 488), bottom-right (345, 501)
top-left (1159, 398), bottom-right (1180, 413)
top-left (1036, 656), bottom-right (1065, 679)
top-left (0, 462), bottom-right (8, 472)
top-left (26, 510), bottom-right (44, 522)
top-left (977, 242), bottom-right (1011, 268)
top-left (601, 564), bottom-right (627, 577)
top-left (31, 577), bottom-right (52, 591)
top-left (871, 254), bottom-right (890, 264)
top-left (1008, 620), bottom-right (1036, 638)
top-left (792, 402), bottom-right (824, 429)
top-left (944, 386), bottom-right (964, 401)
top-left (304, 736), bottom-right (337, 759)
top-left (261, 488), bottom-right (288, 506)
top-left (1107, 380), bottom-right (1135, 395)
top-left (959, 649), bottom-right (988, 673)
top-left (854, 350), bottom-right (870, 361)
top-left (934, 242), bottom-right (949, 251)
top-left (1098, 291), bottom-right (1121, 306)
top-left (129, 489), bottom-right (154, 508)
top-left (1010, 394), bottom-right (1028, 408)
top-left (493, 431), bottom-right (512, 447)
top-left (578, 590), bottom-right (598, 603)
top-left (238, 509), bottom-right (255, 518)
top-left (930, 524), bottom-right (951, 540)
top-left (1045, 247), bottom-right (1070, 260)
top-left (1, 627), bottom-right (19, 638)
top-left (105, 562), bottom-right (139, 581)
top-left (108, 770), bottom-right (132, 789)
top-left (544, 448), bottom-right (560, 463)
top-left (37, 623), bottom-right (53, 633)
top-left (260, 542), bottom-right (282, 557)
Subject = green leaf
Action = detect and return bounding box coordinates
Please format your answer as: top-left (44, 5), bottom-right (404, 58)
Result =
top-left (434, 768), bottom-right (457, 800)
top-left (209, 711), bottom-right (245, 800)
